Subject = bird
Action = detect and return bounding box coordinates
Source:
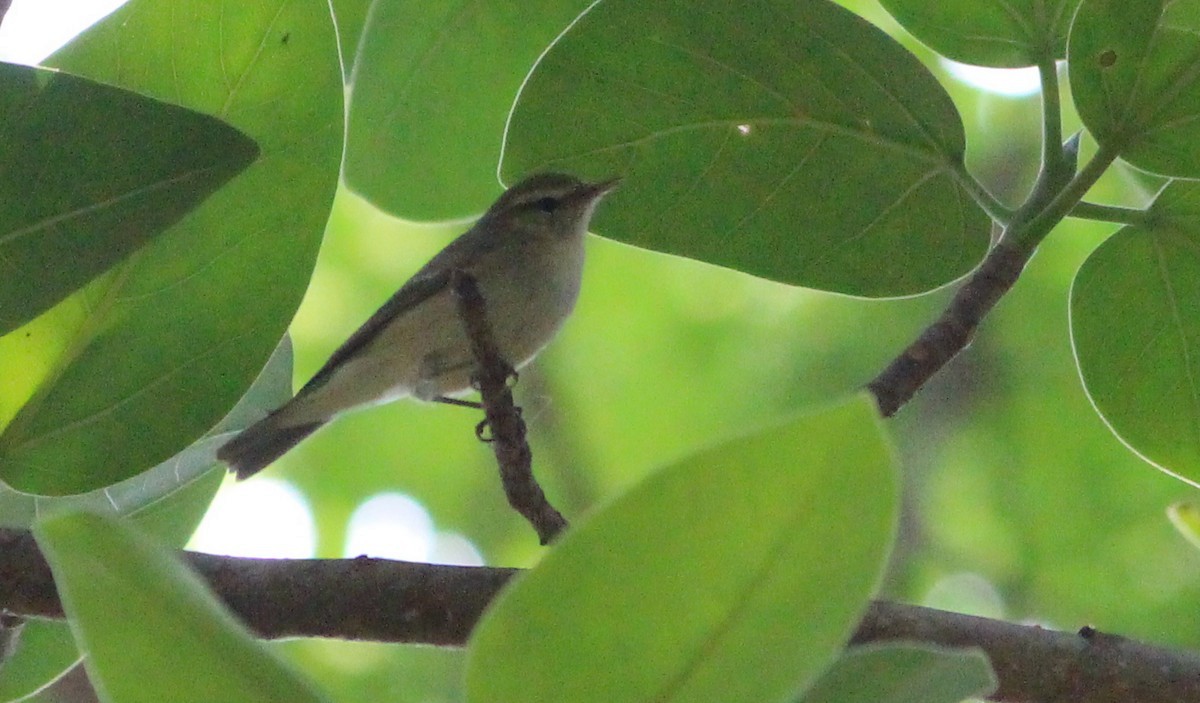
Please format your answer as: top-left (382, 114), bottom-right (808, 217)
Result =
top-left (217, 172), bottom-right (620, 479)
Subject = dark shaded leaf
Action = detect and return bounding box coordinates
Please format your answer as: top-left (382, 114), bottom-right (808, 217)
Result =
top-left (1070, 0), bottom-right (1200, 176)
top-left (502, 0), bottom-right (990, 297)
top-left (344, 0), bottom-right (594, 219)
top-left (877, 0), bottom-right (1076, 67)
top-left (0, 2), bottom-right (341, 494)
top-left (0, 62), bottom-right (258, 335)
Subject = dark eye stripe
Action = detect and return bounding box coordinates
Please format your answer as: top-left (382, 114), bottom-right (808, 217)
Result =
top-left (533, 196), bottom-right (561, 213)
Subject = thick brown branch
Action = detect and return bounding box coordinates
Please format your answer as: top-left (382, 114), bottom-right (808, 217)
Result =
top-left (0, 527), bottom-right (513, 645)
top-left (867, 243), bottom-right (1030, 416)
top-left (5, 528), bottom-right (1200, 702)
top-left (192, 552), bottom-right (516, 643)
top-left (449, 269), bottom-right (568, 544)
top-left (856, 601), bottom-right (1200, 703)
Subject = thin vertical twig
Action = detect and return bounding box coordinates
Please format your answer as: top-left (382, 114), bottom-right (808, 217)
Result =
top-left (449, 269), bottom-right (568, 544)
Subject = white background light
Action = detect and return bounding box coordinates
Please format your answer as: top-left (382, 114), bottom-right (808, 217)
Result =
top-left (941, 58), bottom-right (1045, 98)
top-left (188, 478), bottom-right (317, 559)
top-left (0, 0), bottom-right (127, 65)
top-left (343, 492), bottom-right (485, 566)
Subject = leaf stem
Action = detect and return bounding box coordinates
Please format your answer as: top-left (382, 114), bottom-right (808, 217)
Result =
top-left (1004, 144), bottom-right (1119, 252)
top-left (1037, 58), bottom-right (1063, 176)
top-left (868, 144), bottom-right (1118, 416)
top-left (1070, 201), bottom-right (1149, 226)
top-left (952, 162), bottom-right (1012, 224)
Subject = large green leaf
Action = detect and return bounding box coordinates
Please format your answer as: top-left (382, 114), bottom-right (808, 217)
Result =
top-left (1069, 0), bottom-right (1200, 177)
top-left (0, 335), bottom-right (291, 530)
top-left (0, 339), bottom-right (291, 701)
top-left (502, 0), bottom-right (990, 297)
top-left (0, 1), bottom-right (342, 494)
top-left (466, 394), bottom-right (897, 703)
top-left (343, 0), bottom-right (594, 219)
top-left (800, 644), bottom-right (996, 703)
top-left (1071, 180), bottom-right (1200, 484)
top-left (0, 62), bottom-right (258, 335)
top-left (877, 0), bottom-right (1076, 67)
top-left (34, 511), bottom-right (329, 703)
top-left (329, 0), bottom-right (372, 77)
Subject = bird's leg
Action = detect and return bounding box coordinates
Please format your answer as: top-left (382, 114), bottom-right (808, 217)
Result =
top-left (435, 395), bottom-right (499, 441)
top-left (469, 363), bottom-right (521, 442)
top-left (434, 396), bottom-right (482, 410)
top-left (473, 405), bottom-right (524, 442)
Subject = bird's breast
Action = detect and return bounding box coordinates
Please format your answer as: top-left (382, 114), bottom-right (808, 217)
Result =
top-left (479, 234), bottom-right (586, 366)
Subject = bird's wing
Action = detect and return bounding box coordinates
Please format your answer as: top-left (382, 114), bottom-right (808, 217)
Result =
top-left (296, 225), bottom-right (500, 397)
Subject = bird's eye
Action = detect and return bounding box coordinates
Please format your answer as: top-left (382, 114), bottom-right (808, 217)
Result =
top-left (534, 196), bottom-right (560, 213)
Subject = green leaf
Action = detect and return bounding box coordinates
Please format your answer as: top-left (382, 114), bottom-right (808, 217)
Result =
top-left (800, 644), bottom-right (997, 703)
top-left (501, 0), bottom-right (990, 297)
top-left (1071, 180), bottom-right (1200, 484)
top-left (0, 337), bottom-right (291, 534)
top-left (0, 62), bottom-right (258, 335)
top-left (206, 334), bottom-right (296, 440)
top-left (1069, 0), bottom-right (1200, 177)
top-left (1167, 501), bottom-right (1200, 551)
top-left (0, 621), bottom-right (79, 703)
top-left (466, 394), bottom-right (897, 703)
top-left (329, 0), bottom-right (372, 78)
top-left (0, 1), bottom-right (341, 494)
top-left (344, 0), bottom-right (595, 220)
top-left (877, 0), bottom-right (1076, 67)
top-left (33, 511), bottom-right (329, 703)
top-left (0, 339), bottom-right (291, 701)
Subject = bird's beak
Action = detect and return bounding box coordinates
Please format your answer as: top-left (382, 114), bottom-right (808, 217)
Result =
top-left (583, 176), bottom-right (622, 200)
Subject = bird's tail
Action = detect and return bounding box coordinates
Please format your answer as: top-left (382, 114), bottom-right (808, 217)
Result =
top-left (216, 413), bottom-right (325, 480)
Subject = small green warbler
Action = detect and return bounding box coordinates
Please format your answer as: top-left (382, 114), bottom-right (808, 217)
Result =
top-left (218, 173), bottom-right (619, 479)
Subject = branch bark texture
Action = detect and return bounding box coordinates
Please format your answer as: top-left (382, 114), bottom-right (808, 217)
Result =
top-left (4, 528), bottom-right (1199, 703)
top-left (867, 242), bottom-right (1029, 416)
top-left (449, 268), bottom-right (567, 544)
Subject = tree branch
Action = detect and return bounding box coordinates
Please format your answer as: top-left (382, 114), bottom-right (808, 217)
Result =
top-left (855, 601), bottom-right (1200, 703)
top-left (867, 140), bottom-right (1113, 417)
top-left (867, 242), bottom-right (1028, 416)
top-left (0, 527), bottom-right (515, 645)
top-left (4, 528), bottom-right (1200, 702)
top-left (449, 269), bottom-right (568, 544)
